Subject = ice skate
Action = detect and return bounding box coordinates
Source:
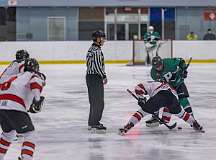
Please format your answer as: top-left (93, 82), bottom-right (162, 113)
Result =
top-left (88, 123), bottom-right (107, 134)
top-left (119, 123), bottom-right (134, 135)
top-left (146, 116), bottom-right (160, 127)
top-left (192, 120), bottom-right (205, 133)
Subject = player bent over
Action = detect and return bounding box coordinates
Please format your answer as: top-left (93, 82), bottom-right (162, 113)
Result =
top-left (119, 81), bottom-right (204, 135)
top-left (0, 58), bottom-right (46, 160)
top-left (0, 50), bottom-right (30, 79)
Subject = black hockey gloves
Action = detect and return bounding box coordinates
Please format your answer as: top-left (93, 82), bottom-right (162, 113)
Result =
top-left (29, 96), bottom-right (45, 113)
top-left (137, 97), bottom-right (147, 108)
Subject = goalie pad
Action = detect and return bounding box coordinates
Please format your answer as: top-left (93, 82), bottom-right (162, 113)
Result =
top-left (29, 96), bottom-right (45, 113)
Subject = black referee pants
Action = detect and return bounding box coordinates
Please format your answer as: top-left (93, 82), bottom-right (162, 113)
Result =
top-left (86, 74), bottom-right (104, 126)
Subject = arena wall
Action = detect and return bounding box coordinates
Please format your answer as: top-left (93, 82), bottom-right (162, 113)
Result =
top-left (0, 41), bottom-right (216, 64)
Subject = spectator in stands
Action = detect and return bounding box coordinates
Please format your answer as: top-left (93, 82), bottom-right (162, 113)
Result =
top-left (203, 28), bottom-right (216, 40)
top-left (186, 32), bottom-right (198, 40)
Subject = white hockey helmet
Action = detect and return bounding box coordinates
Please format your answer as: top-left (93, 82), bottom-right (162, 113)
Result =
top-left (148, 26), bottom-right (154, 32)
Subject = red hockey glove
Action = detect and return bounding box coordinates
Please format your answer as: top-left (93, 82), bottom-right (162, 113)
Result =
top-left (135, 83), bottom-right (146, 95)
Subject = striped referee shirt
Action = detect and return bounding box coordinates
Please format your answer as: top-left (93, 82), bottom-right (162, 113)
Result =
top-left (86, 43), bottom-right (106, 79)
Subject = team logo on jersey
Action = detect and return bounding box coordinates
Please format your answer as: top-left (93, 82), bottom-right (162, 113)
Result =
top-left (0, 100), bottom-right (8, 106)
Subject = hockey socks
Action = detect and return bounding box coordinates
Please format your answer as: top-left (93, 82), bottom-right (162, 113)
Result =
top-left (176, 110), bottom-right (204, 132)
top-left (179, 98), bottom-right (194, 116)
top-left (162, 107), bottom-right (172, 123)
top-left (119, 109), bottom-right (148, 135)
top-left (19, 132), bottom-right (36, 160)
top-left (0, 131), bottom-right (16, 160)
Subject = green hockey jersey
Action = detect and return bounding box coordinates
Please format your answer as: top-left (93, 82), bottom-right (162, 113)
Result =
top-left (144, 31), bottom-right (160, 48)
top-left (151, 58), bottom-right (187, 88)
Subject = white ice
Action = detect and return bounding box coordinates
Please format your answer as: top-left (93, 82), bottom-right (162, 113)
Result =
top-left (1, 64), bottom-right (216, 160)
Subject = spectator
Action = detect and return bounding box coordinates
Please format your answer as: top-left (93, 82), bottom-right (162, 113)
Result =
top-left (203, 28), bottom-right (216, 40)
top-left (186, 32), bottom-right (198, 40)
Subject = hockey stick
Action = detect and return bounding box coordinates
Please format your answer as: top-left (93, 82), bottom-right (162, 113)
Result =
top-left (185, 57), bottom-right (192, 70)
top-left (126, 89), bottom-right (177, 130)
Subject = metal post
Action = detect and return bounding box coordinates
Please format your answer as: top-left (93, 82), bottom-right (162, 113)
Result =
top-left (161, 8), bottom-right (165, 40)
top-left (104, 7), bottom-right (107, 39)
top-left (138, 8), bottom-right (141, 40)
top-left (114, 8), bottom-right (117, 40)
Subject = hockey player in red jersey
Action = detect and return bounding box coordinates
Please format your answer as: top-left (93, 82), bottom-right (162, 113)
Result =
top-left (0, 58), bottom-right (46, 160)
top-left (119, 81), bottom-right (204, 135)
top-left (0, 50), bottom-right (29, 79)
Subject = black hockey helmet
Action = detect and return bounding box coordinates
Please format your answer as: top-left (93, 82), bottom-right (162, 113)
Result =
top-left (152, 56), bottom-right (163, 69)
top-left (16, 50), bottom-right (29, 61)
top-left (92, 30), bottom-right (106, 41)
top-left (24, 58), bottom-right (39, 72)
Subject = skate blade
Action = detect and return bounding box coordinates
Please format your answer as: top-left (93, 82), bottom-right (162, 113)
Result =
top-left (195, 129), bottom-right (205, 133)
top-left (146, 122), bottom-right (160, 128)
top-left (118, 129), bottom-right (126, 136)
top-left (89, 128), bottom-right (106, 134)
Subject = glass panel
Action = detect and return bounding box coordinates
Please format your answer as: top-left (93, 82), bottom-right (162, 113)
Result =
top-left (79, 21), bottom-right (104, 40)
top-left (164, 8), bottom-right (175, 40)
top-left (175, 7), bottom-right (216, 40)
top-left (7, 7), bottom-right (16, 21)
top-left (141, 23), bottom-right (147, 39)
top-left (7, 7), bottom-right (16, 41)
top-left (129, 24), bottom-right (138, 40)
top-left (79, 7), bottom-right (104, 40)
top-left (150, 8), bottom-right (162, 37)
top-left (107, 24), bottom-right (114, 40)
top-left (0, 7), bottom-right (6, 41)
top-left (106, 7), bottom-right (115, 15)
top-left (48, 17), bottom-right (65, 41)
top-left (117, 24), bottom-right (125, 40)
top-left (0, 7), bottom-right (6, 25)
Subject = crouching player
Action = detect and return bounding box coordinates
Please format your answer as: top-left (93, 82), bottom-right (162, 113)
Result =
top-left (119, 81), bottom-right (204, 135)
top-left (0, 58), bottom-right (46, 160)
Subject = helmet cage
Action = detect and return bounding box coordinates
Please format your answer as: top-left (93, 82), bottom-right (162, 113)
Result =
top-left (16, 50), bottom-right (29, 61)
top-left (24, 58), bottom-right (39, 72)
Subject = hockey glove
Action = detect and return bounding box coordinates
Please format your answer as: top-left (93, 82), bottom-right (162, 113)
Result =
top-left (135, 83), bottom-right (147, 95)
top-left (182, 70), bottom-right (188, 78)
top-left (138, 97), bottom-right (147, 108)
top-left (29, 96), bottom-right (45, 113)
top-left (179, 58), bottom-right (187, 69)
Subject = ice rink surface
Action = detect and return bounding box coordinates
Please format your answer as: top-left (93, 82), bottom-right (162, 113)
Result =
top-left (1, 64), bottom-right (216, 160)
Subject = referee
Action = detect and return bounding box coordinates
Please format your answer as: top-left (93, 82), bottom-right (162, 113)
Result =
top-left (86, 30), bottom-right (107, 132)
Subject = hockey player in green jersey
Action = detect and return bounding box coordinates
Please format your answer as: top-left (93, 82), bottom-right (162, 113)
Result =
top-left (143, 26), bottom-right (160, 65)
top-left (146, 56), bottom-right (194, 127)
